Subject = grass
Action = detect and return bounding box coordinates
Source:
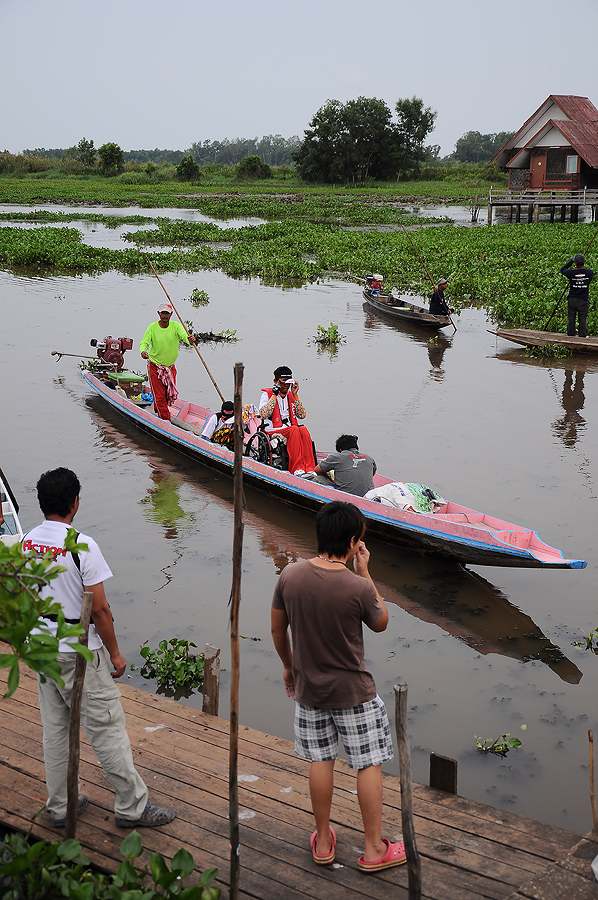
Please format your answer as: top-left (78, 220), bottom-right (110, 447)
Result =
top-left (1, 202), bottom-right (596, 333)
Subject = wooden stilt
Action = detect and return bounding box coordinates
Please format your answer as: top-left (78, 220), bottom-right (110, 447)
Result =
top-left (394, 681), bottom-right (422, 899)
top-left (229, 362), bottom-right (245, 900)
top-left (561, 204), bottom-right (566, 222)
top-left (550, 205), bottom-right (555, 223)
top-left (533, 203), bottom-right (540, 223)
top-left (571, 205), bottom-right (579, 223)
top-left (201, 645), bottom-right (221, 716)
top-left (487, 203), bottom-right (493, 226)
top-left (516, 204), bottom-right (521, 223)
top-left (528, 204), bottom-right (533, 223)
top-left (508, 205), bottom-right (513, 223)
top-left (65, 591), bottom-right (93, 839)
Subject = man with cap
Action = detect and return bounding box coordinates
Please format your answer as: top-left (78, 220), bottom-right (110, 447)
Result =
top-left (429, 278), bottom-right (450, 316)
top-left (561, 254), bottom-right (594, 337)
top-left (258, 366), bottom-right (316, 476)
top-left (140, 304), bottom-right (196, 421)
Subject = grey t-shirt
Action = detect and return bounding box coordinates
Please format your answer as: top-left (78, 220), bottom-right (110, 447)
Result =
top-left (319, 449), bottom-right (376, 497)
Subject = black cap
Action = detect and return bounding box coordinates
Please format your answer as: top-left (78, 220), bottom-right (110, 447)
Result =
top-left (221, 401), bottom-right (234, 414)
top-left (574, 254), bottom-right (585, 265)
top-left (274, 365), bottom-right (292, 380)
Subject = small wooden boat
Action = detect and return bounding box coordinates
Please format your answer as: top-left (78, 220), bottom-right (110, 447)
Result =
top-left (83, 371), bottom-right (586, 569)
top-left (363, 288), bottom-right (451, 330)
top-left (0, 466), bottom-right (23, 546)
top-left (491, 328), bottom-right (598, 354)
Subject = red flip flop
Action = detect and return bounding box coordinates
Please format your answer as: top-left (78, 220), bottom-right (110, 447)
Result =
top-left (309, 826), bottom-right (337, 865)
top-left (358, 838), bottom-right (407, 872)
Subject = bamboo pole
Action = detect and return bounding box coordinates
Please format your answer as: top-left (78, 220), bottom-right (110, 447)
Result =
top-left (146, 257), bottom-right (225, 402)
top-left (589, 730), bottom-right (598, 834)
top-left (65, 590), bottom-right (93, 838)
top-left (229, 362), bottom-right (245, 898)
top-left (394, 681), bottom-right (422, 899)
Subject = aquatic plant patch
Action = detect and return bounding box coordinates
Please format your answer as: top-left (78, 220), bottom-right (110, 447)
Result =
top-left (573, 627), bottom-right (598, 652)
top-left (474, 733), bottom-right (523, 756)
top-left (313, 322), bottom-right (345, 347)
top-left (135, 638), bottom-right (205, 695)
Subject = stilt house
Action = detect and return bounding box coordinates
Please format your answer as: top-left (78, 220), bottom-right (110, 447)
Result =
top-left (495, 96), bottom-right (598, 191)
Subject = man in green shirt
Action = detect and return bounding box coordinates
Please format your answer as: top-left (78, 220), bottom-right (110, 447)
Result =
top-left (140, 303), bottom-right (195, 420)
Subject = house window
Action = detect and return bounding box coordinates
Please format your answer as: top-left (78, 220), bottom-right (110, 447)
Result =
top-left (566, 154), bottom-right (578, 174)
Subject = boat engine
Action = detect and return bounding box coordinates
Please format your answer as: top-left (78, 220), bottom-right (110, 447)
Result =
top-left (90, 336), bottom-right (133, 371)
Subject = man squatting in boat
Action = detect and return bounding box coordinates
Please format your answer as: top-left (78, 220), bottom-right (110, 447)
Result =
top-left (140, 303), bottom-right (197, 421)
top-left (561, 254), bottom-right (595, 337)
top-left (258, 365), bottom-right (317, 476)
top-left (306, 434), bottom-right (377, 497)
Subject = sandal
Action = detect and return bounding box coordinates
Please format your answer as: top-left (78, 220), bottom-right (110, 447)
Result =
top-left (358, 838), bottom-right (407, 872)
top-left (309, 826), bottom-right (337, 865)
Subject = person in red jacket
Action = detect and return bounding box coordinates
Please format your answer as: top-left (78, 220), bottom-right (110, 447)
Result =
top-left (258, 366), bottom-right (316, 475)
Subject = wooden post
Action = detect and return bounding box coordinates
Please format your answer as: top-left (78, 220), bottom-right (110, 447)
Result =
top-left (486, 203), bottom-right (493, 227)
top-left (561, 204), bottom-right (566, 222)
top-left (516, 204), bottom-right (521, 223)
top-left (589, 730), bottom-right (598, 835)
top-left (533, 203), bottom-right (540, 223)
top-left (202, 645), bottom-right (220, 716)
top-left (550, 205), bottom-right (555, 223)
top-left (65, 590), bottom-right (93, 839)
top-left (394, 681), bottom-right (422, 899)
top-left (508, 204), bottom-right (513, 223)
top-left (429, 753), bottom-right (458, 794)
top-left (229, 362), bottom-right (245, 900)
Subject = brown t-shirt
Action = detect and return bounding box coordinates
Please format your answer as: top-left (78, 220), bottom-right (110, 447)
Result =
top-left (272, 558), bottom-right (383, 709)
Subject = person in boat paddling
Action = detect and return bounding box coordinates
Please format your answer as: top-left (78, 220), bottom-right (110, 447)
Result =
top-left (258, 366), bottom-right (316, 476)
top-left (429, 277), bottom-right (450, 316)
top-left (139, 303), bottom-right (197, 421)
top-left (560, 254), bottom-right (594, 337)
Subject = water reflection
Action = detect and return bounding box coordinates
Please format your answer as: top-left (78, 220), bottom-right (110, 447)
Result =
top-left (363, 303), bottom-right (453, 382)
top-left (427, 335), bottom-right (451, 382)
top-left (552, 369), bottom-right (586, 449)
top-left (86, 396), bottom-right (581, 684)
top-left (139, 470), bottom-right (193, 540)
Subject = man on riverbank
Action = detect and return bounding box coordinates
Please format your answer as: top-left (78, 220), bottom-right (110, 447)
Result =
top-left (560, 254), bottom-right (594, 337)
top-left (271, 501), bottom-right (406, 872)
top-left (23, 467), bottom-right (176, 829)
top-left (140, 304), bottom-right (196, 421)
top-left (258, 366), bottom-right (316, 475)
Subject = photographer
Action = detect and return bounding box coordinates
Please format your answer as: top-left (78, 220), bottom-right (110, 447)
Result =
top-left (257, 365), bottom-right (316, 475)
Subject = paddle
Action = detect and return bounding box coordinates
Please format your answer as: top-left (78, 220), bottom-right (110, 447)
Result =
top-left (145, 257), bottom-right (225, 402)
top-left (543, 225), bottom-right (598, 332)
top-left (397, 224), bottom-right (457, 333)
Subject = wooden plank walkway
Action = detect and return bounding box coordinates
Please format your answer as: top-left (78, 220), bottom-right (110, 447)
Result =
top-left (0, 664), bottom-right (592, 899)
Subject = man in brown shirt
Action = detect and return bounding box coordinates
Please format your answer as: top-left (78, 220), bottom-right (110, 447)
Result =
top-left (271, 501), bottom-right (406, 873)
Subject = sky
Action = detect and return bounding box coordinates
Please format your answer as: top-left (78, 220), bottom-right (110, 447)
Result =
top-left (2, 0), bottom-right (598, 156)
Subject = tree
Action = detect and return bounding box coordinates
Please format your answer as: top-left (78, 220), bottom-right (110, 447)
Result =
top-left (236, 155), bottom-right (272, 179)
top-left (98, 142), bottom-right (124, 176)
top-left (175, 154), bottom-right (201, 181)
top-left (393, 97), bottom-right (437, 178)
top-left (74, 137), bottom-right (96, 168)
top-left (453, 130), bottom-right (514, 163)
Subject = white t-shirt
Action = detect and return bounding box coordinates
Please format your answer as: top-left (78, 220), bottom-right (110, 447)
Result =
top-left (23, 520), bottom-right (113, 653)
top-left (201, 413), bottom-right (234, 440)
top-left (258, 391), bottom-right (290, 431)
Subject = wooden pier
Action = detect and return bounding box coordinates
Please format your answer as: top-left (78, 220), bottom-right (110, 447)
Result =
top-left (0, 664), bottom-right (596, 899)
top-left (488, 189), bottom-right (598, 225)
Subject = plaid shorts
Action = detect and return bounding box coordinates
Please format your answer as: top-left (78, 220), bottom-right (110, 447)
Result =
top-left (294, 694), bottom-right (394, 770)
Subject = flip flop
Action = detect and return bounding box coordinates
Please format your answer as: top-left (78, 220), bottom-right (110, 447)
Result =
top-left (358, 838), bottom-right (407, 872)
top-left (309, 826), bottom-right (337, 865)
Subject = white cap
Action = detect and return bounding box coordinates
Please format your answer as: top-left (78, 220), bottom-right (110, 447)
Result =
top-left (158, 303), bottom-right (173, 314)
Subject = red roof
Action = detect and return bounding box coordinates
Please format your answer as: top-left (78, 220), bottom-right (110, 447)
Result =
top-left (494, 95), bottom-right (598, 168)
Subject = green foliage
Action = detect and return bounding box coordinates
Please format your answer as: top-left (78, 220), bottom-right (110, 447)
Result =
top-left (0, 530), bottom-right (93, 697)
top-left (453, 130), bottom-right (514, 163)
top-left (236, 155), bottom-right (272, 180)
top-left (313, 322), bottom-right (345, 347)
top-left (394, 97), bottom-right (437, 178)
top-left (176, 155), bottom-right (201, 182)
top-left (135, 638), bottom-right (205, 696)
top-left (73, 138), bottom-right (96, 169)
top-left (187, 288), bottom-right (210, 306)
top-left (98, 142), bottom-right (124, 176)
top-left (0, 830), bottom-right (221, 899)
top-left (572, 627), bottom-right (598, 652)
top-left (185, 319), bottom-right (238, 343)
top-left (474, 733), bottom-right (523, 756)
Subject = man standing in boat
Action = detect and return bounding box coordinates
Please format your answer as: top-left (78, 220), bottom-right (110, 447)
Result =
top-left (140, 303), bottom-right (196, 421)
top-left (258, 366), bottom-right (316, 476)
top-left (429, 277), bottom-right (450, 316)
top-left (560, 254), bottom-right (594, 337)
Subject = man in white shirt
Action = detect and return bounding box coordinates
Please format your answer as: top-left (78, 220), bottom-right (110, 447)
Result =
top-left (24, 468), bottom-right (176, 829)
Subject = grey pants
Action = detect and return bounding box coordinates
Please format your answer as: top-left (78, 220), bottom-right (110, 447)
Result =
top-left (38, 645), bottom-right (148, 820)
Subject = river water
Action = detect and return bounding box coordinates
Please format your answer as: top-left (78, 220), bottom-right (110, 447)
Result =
top-left (1, 226), bottom-right (597, 836)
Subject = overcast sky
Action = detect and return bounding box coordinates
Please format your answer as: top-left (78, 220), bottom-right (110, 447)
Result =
top-left (2, 0), bottom-right (597, 155)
